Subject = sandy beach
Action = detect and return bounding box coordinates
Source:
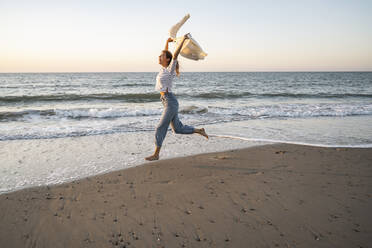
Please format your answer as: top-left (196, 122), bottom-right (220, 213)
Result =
top-left (0, 143), bottom-right (371, 248)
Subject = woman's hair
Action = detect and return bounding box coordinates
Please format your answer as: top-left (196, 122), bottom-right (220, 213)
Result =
top-left (162, 50), bottom-right (180, 77)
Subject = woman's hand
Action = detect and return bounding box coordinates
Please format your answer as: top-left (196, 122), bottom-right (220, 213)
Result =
top-left (165, 37), bottom-right (174, 50)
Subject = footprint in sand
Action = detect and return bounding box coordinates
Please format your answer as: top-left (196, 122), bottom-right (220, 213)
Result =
top-left (212, 155), bottom-right (231, 160)
top-left (275, 150), bottom-right (287, 154)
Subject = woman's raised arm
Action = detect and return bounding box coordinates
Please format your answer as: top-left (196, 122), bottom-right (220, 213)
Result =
top-left (164, 37), bottom-right (173, 51)
top-left (173, 34), bottom-right (189, 60)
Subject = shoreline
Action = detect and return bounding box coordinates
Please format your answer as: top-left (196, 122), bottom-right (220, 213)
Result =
top-left (1, 143), bottom-right (371, 247)
top-left (2, 129), bottom-right (371, 196)
top-left (2, 115), bottom-right (372, 195)
top-left (0, 129), bottom-right (269, 195)
top-left (0, 144), bottom-right (270, 197)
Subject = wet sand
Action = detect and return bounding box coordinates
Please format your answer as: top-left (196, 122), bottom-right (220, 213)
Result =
top-left (0, 143), bottom-right (371, 247)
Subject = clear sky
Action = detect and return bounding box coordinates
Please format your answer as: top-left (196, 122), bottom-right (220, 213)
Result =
top-left (0, 0), bottom-right (371, 72)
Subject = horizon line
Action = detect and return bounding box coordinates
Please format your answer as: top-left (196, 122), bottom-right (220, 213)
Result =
top-left (1, 70), bottom-right (372, 74)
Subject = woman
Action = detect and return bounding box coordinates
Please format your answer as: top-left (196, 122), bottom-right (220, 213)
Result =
top-left (145, 33), bottom-right (209, 161)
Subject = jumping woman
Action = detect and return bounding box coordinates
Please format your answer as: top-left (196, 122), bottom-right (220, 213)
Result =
top-left (145, 33), bottom-right (209, 161)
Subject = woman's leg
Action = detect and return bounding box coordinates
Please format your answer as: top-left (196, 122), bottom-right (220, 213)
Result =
top-left (170, 112), bottom-right (194, 134)
top-left (145, 100), bottom-right (176, 161)
top-left (171, 112), bottom-right (209, 139)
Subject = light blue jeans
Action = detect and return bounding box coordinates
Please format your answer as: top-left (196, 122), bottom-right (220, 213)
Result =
top-left (155, 92), bottom-right (195, 147)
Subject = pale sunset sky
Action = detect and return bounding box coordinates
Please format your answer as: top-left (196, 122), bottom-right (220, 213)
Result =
top-left (0, 0), bottom-right (371, 72)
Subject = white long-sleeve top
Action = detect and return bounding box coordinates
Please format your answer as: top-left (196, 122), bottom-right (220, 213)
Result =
top-left (155, 58), bottom-right (177, 92)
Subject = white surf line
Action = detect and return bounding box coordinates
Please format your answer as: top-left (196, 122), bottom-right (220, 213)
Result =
top-left (208, 134), bottom-right (372, 148)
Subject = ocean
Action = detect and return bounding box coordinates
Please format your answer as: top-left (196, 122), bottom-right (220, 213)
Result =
top-left (1, 72), bottom-right (372, 194)
top-left (1, 72), bottom-right (372, 145)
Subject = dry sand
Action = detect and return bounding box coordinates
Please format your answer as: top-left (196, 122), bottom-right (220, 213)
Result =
top-left (0, 143), bottom-right (371, 248)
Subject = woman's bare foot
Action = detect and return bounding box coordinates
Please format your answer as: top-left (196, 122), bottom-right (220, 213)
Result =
top-left (195, 128), bottom-right (208, 139)
top-left (145, 146), bottom-right (161, 161)
top-left (145, 154), bottom-right (159, 161)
